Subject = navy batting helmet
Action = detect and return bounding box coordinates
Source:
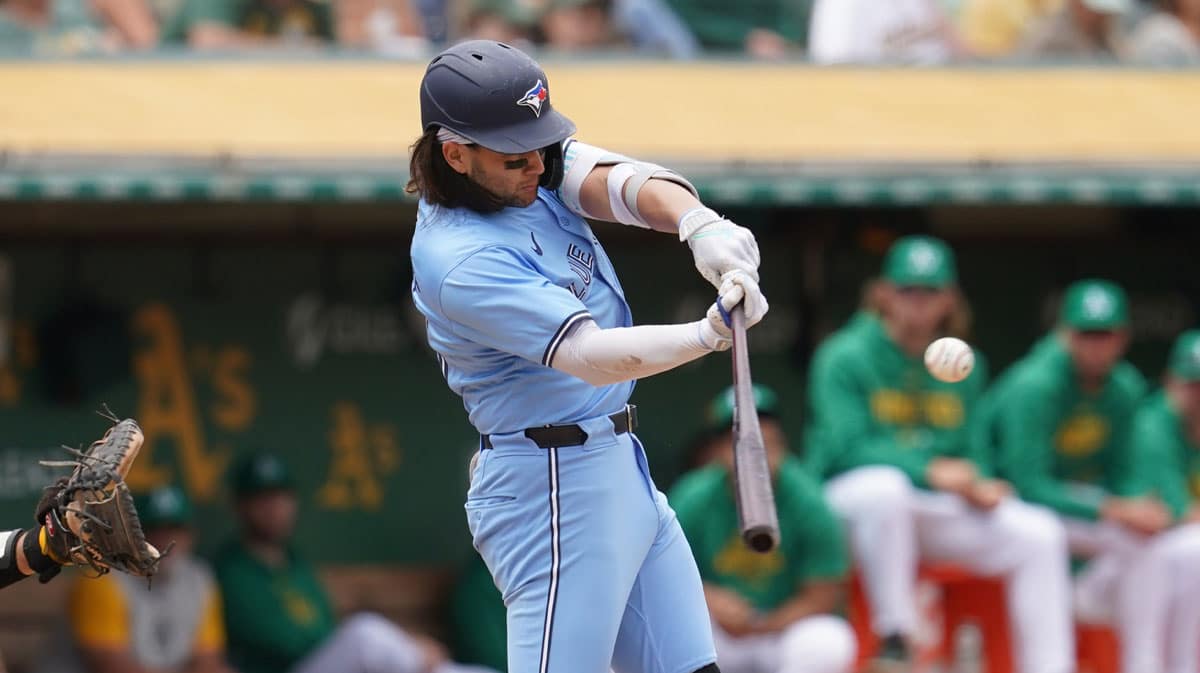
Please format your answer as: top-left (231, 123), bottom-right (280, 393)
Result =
top-left (419, 40), bottom-right (576, 155)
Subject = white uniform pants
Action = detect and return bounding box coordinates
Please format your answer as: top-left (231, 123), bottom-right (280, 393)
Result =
top-left (292, 613), bottom-right (497, 673)
top-left (711, 614), bottom-right (856, 673)
top-left (1067, 519), bottom-right (1200, 673)
top-left (824, 466), bottom-right (1074, 673)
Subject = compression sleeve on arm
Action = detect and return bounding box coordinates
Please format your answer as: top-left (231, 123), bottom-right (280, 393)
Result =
top-left (549, 318), bottom-right (716, 386)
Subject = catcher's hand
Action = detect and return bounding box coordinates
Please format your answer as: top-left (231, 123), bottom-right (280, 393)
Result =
top-left (35, 414), bottom-right (164, 582)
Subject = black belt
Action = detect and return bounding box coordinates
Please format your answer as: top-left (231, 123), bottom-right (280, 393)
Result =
top-left (481, 405), bottom-right (637, 450)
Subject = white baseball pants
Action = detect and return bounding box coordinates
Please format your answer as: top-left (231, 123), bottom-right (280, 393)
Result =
top-left (292, 613), bottom-right (498, 673)
top-left (824, 466), bottom-right (1074, 673)
top-left (711, 614), bottom-right (856, 673)
top-left (1067, 519), bottom-right (1200, 673)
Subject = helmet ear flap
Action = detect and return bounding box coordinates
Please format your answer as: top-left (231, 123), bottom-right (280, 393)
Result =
top-left (539, 141), bottom-right (565, 189)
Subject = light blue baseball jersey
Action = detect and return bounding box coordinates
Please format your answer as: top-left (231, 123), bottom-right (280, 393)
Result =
top-left (412, 184), bottom-right (717, 673)
top-left (411, 187), bottom-right (634, 435)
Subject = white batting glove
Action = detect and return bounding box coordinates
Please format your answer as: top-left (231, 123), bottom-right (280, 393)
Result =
top-left (678, 207), bottom-right (761, 290)
top-left (697, 272), bottom-right (769, 352)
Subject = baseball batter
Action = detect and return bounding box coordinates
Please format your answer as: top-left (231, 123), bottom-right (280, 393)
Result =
top-left (804, 236), bottom-right (1074, 673)
top-left (980, 282), bottom-right (1200, 673)
top-left (670, 386), bottom-right (855, 673)
top-left (408, 41), bottom-right (768, 673)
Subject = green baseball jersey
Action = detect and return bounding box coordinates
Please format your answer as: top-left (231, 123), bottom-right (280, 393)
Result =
top-left (213, 540), bottom-right (336, 673)
top-left (804, 312), bottom-right (989, 486)
top-left (669, 457), bottom-right (847, 612)
top-left (977, 335), bottom-right (1148, 520)
top-left (450, 553), bottom-right (508, 672)
top-left (1130, 391), bottom-right (1200, 520)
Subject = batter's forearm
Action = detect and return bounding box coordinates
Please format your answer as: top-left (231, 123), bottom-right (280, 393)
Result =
top-left (576, 166), bottom-right (700, 234)
top-left (550, 319), bottom-right (718, 386)
top-left (632, 179), bottom-right (703, 234)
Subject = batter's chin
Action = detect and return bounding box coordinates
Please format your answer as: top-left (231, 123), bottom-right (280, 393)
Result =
top-left (512, 189), bottom-right (539, 208)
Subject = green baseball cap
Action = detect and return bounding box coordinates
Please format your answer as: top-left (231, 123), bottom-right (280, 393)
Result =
top-left (1059, 279), bottom-right (1129, 331)
top-left (708, 384), bottom-right (780, 429)
top-left (881, 236), bottom-right (957, 288)
top-left (231, 452), bottom-right (294, 498)
top-left (134, 485), bottom-right (192, 529)
top-left (1169, 329), bottom-right (1200, 381)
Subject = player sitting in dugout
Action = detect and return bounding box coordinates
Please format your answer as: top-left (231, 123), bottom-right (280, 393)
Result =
top-left (804, 235), bottom-right (1075, 673)
top-left (213, 453), bottom-right (496, 673)
top-left (976, 281), bottom-right (1200, 673)
top-left (41, 485), bottom-right (233, 673)
top-left (669, 385), bottom-right (856, 673)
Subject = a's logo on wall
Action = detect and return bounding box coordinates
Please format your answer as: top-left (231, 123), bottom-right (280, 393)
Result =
top-left (286, 294), bottom-right (407, 368)
top-left (517, 79), bottom-right (548, 118)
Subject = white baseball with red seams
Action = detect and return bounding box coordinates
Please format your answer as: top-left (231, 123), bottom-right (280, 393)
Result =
top-left (924, 337), bottom-right (975, 383)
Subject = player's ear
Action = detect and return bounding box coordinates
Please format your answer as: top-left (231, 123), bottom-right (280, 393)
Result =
top-left (442, 142), bottom-right (470, 175)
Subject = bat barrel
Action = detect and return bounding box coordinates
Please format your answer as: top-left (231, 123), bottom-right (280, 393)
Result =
top-left (743, 526), bottom-right (780, 553)
top-left (729, 305), bottom-right (782, 554)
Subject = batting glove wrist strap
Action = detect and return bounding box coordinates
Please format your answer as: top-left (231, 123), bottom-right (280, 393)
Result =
top-left (677, 207), bottom-right (723, 244)
top-left (700, 307), bottom-right (734, 352)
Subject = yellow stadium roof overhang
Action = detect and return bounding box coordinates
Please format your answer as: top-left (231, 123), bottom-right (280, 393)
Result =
top-left (2, 60), bottom-right (1199, 205)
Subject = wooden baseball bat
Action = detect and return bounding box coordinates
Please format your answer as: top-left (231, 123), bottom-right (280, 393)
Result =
top-left (730, 305), bottom-right (781, 553)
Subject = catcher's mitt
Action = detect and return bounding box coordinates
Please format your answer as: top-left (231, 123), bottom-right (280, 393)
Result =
top-left (35, 413), bottom-right (164, 582)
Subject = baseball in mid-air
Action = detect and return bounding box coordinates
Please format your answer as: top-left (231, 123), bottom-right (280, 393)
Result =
top-left (924, 337), bottom-right (975, 383)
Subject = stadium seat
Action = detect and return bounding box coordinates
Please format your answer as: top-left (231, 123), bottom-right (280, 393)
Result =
top-left (1074, 624), bottom-right (1119, 673)
top-left (849, 564), bottom-right (1013, 673)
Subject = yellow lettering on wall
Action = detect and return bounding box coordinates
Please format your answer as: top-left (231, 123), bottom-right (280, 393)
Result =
top-left (0, 322), bottom-right (37, 407)
top-left (318, 402), bottom-right (401, 510)
top-left (1054, 414), bottom-right (1109, 458)
top-left (0, 367), bottom-right (17, 406)
top-left (132, 303), bottom-right (229, 499)
top-left (211, 347), bottom-right (255, 432)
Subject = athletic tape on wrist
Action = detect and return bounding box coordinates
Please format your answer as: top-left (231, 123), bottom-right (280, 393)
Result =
top-left (25, 526), bottom-right (63, 582)
top-left (715, 295), bottom-right (733, 328)
top-left (677, 207), bottom-right (722, 242)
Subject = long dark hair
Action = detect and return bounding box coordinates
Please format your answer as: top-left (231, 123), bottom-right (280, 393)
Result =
top-left (406, 128), bottom-right (508, 213)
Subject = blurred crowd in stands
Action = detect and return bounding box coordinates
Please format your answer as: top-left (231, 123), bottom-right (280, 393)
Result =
top-left (0, 0), bottom-right (1197, 63)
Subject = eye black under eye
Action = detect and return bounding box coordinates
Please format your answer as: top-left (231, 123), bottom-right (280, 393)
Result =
top-left (503, 158), bottom-right (529, 170)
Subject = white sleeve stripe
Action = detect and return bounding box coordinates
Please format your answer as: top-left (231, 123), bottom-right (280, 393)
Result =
top-left (542, 310), bottom-right (592, 367)
top-left (0, 530), bottom-right (14, 563)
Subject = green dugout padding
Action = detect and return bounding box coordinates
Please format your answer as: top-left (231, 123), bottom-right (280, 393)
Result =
top-left (1, 167), bottom-right (1198, 206)
top-left (0, 232), bottom-right (1195, 564)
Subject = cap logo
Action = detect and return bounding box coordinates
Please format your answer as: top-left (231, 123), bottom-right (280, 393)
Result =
top-left (908, 243), bottom-right (939, 274)
top-left (1082, 288), bottom-right (1113, 319)
top-left (517, 79), bottom-right (548, 118)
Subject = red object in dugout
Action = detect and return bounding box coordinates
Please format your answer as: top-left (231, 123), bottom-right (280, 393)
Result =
top-left (848, 565), bottom-right (1121, 673)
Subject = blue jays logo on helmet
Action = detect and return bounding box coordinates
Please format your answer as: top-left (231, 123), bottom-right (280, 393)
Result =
top-left (517, 79), bottom-right (548, 118)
